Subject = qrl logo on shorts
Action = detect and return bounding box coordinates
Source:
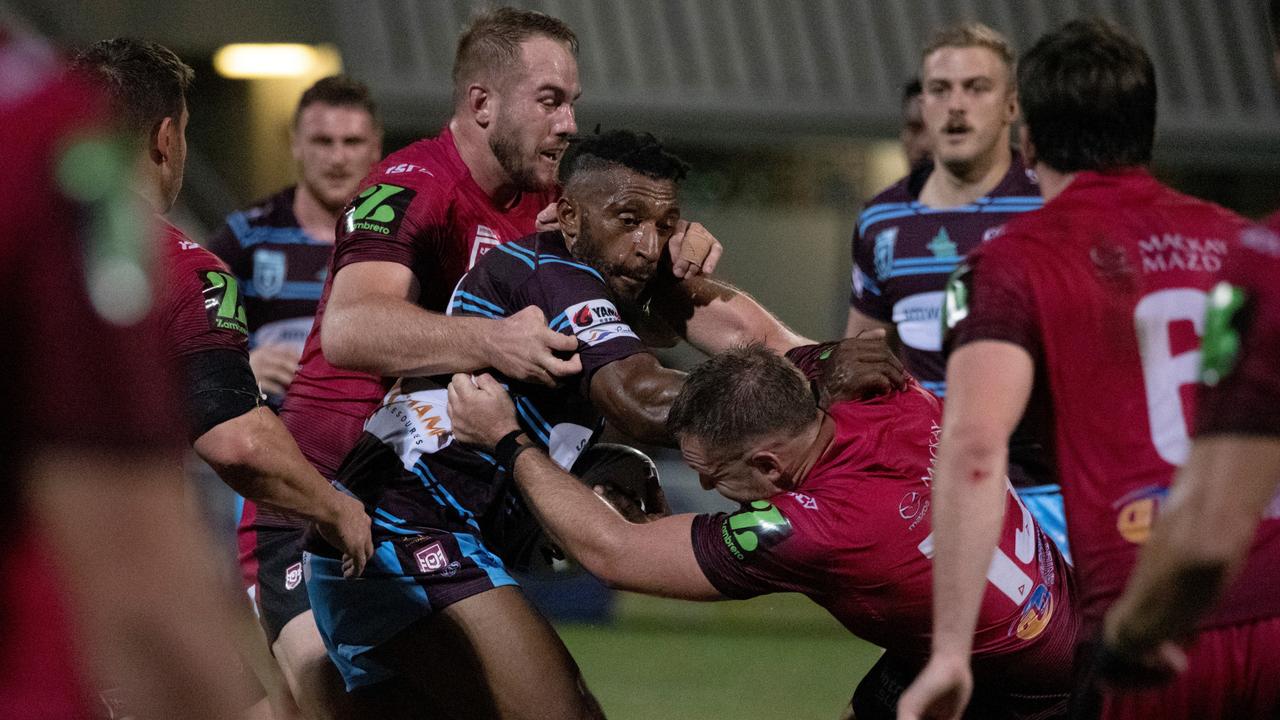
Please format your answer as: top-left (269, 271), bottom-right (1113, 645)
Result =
top-left (284, 562), bottom-right (303, 591)
top-left (414, 542), bottom-right (449, 573)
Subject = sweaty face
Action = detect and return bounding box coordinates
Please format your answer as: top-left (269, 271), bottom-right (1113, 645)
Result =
top-left (488, 36), bottom-right (580, 192)
top-left (680, 437), bottom-right (775, 504)
top-left (293, 103), bottom-right (381, 212)
top-left (921, 46), bottom-right (1015, 175)
top-left (567, 169), bottom-right (679, 301)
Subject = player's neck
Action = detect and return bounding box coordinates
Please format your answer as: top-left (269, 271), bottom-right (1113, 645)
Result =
top-left (449, 117), bottom-right (522, 208)
top-left (788, 414), bottom-right (836, 490)
top-left (1032, 164), bottom-right (1077, 204)
top-left (919, 143), bottom-right (1012, 209)
top-left (292, 184), bottom-right (339, 243)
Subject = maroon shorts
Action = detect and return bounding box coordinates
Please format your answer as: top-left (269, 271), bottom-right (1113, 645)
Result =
top-left (1098, 616), bottom-right (1280, 720)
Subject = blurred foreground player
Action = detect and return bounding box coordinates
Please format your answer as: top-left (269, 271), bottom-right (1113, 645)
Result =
top-left (74, 38), bottom-right (374, 720)
top-left (1101, 225), bottom-right (1280, 692)
top-left (844, 23), bottom-right (1067, 559)
top-left (305, 131), bottom-right (870, 718)
top-left (900, 19), bottom-right (1280, 720)
top-left (1, 27), bottom-right (250, 720)
top-left (447, 346), bottom-right (1078, 720)
top-left (208, 76), bottom-right (383, 407)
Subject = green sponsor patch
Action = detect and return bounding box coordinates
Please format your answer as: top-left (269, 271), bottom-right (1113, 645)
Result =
top-left (346, 183), bottom-right (415, 236)
top-left (201, 270), bottom-right (249, 335)
top-left (941, 264), bottom-right (971, 332)
top-left (720, 500), bottom-right (791, 560)
top-left (1200, 281), bottom-right (1248, 386)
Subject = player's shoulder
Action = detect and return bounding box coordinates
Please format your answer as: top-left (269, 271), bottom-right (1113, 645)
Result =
top-left (856, 168), bottom-right (924, 237)
top-left (220, 187), bottom-right (301, 248)
top-left (160, 219), bottom-right (225, 271)
top-left (349, 135), bottom-right (469, 229)
top-left (990, 152), bottom-right (1042, 200)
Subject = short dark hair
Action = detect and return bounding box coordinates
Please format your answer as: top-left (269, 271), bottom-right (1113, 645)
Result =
top-left (71, 38), bottom-right (193, 138)
top-left (558, 129), bottom-right (689, 188)
top-left (667, 344), bottom-right (818, 462)
top-left (452, 6), bottom-right (578, 106)
top-left (1271, 0), bottom-right (1280, 47)
top-left (922, 22), bottom-right (1016, 85)
top-left (902, 77), bottom-right (923, 106)
top-left (294, 75), bottom-right (381, 129)
top-left (1018, 18), bottom-right (1156, 173)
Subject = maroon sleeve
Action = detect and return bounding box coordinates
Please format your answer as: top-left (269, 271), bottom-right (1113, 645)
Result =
top-left (1196, 236), bottom-right (1280, 437)
top-left (4, 74), bottom-right (182, 452)
top-left (943, 238), bottom-right (1042, 360)
top-left (689, 502), bottom-right (808, 600)
top-left (332, 177), bottom-right (442, 273)
top-left (161, 238), bottom-right (250, 361)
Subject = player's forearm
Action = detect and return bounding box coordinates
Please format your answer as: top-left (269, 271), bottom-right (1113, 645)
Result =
top-left (930, 427), bottom-right (1010, 659)
top-left (686, 280), bottom-right (810, 354)
top-left (512, 447), bottom-right (638, 584)
top-left (322, 295), bottom-right (494, 376)
top-left (1110, 436), bottom-right (1280, 647)
top-left (29, 450), bottom-right (252, 720)
top-left (195, 407), bottom-right (348, 523)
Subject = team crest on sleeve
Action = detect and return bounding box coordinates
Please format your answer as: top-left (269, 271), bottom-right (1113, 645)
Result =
top-left (719, 500), bottom-right (792, 561)
top-left (873, 227), bottom-right (898, 280)
top-left (345, 183), bottom-right (416, 236)
top-left (1199, 281), bottom-right (1248, 386)
top-left (200, 270), bottom-right (249, 335)
top-left (565, 298), bottom-right (638, 346)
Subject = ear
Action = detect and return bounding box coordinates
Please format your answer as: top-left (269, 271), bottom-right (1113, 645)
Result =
top-left (1018, 124), bottom-right (1036, 167)
top-left (468, 84), bottom-right (493, 128)
top-left (745, 450), bottom-right (785, 487)
top-left (152, 115), bottom-right (176, 165)
top-left (557, 196), bottom-right (579, 245)
top-left (1005, 90), bottom-right (1019, 124)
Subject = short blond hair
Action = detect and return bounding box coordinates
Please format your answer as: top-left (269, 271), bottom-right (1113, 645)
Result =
top-left (922, 22), bottom-right (1016, 84)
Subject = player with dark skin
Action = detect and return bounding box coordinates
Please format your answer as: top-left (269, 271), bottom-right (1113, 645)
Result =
top-left (313, 133), bottom-right (904, 719)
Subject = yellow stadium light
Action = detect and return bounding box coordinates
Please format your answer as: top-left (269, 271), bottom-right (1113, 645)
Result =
top-left (213, 43), bottom-right (341, 79)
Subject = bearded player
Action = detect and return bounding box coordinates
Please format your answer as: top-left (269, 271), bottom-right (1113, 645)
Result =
top-left (238, 9), bottom-right (727, 709)
top-left (900, 19), bottom-right (1280, 720)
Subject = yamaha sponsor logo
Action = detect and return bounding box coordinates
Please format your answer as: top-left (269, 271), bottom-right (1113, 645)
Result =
top-left (566, 298), bottom-right (623, 333)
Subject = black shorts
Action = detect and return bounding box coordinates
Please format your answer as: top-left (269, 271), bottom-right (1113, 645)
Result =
top-left (850, 652), bottom-right (1069, 720)
top-left (239, 522), bottom-right (311, 645)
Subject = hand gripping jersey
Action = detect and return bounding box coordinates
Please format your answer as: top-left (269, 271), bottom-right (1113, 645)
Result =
top-left (850, 156), bottom-right (1041, 397)
top-left (691, 384), bottom-right (1077, 690)
top-left (328, 231), bottom-right (647, 558)
top-left (946, 168), bottom-right (1280, 632)
top-left (206, 187), bottom-right (330, 360)
top-left (260, 128), bottom-right (553, 525)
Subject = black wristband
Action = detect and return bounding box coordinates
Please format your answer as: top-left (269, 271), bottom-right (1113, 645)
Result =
top-left (495, 429), bottom-right (526, 468)
top-left (509, 441), bottom-right (541, 471)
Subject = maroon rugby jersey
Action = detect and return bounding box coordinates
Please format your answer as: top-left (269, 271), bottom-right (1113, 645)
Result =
top-left (691, 384), bottom-right (1076, 682)
top-left (1, 34), bottom-right (180, 719)
top-left (277, 127), bottom-right (555, 487)
top-left (947, 168), bottom-right (1280, 631)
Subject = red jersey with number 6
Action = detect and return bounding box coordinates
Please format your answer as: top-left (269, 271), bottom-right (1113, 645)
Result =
top-left (692, 384), bottom-right (1077, 683)
top-left (946, 168), bottom-right (1280, 631)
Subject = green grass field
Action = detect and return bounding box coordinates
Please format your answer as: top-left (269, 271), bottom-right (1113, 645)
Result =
top-left (555, 592), bottom-right (884, 720)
